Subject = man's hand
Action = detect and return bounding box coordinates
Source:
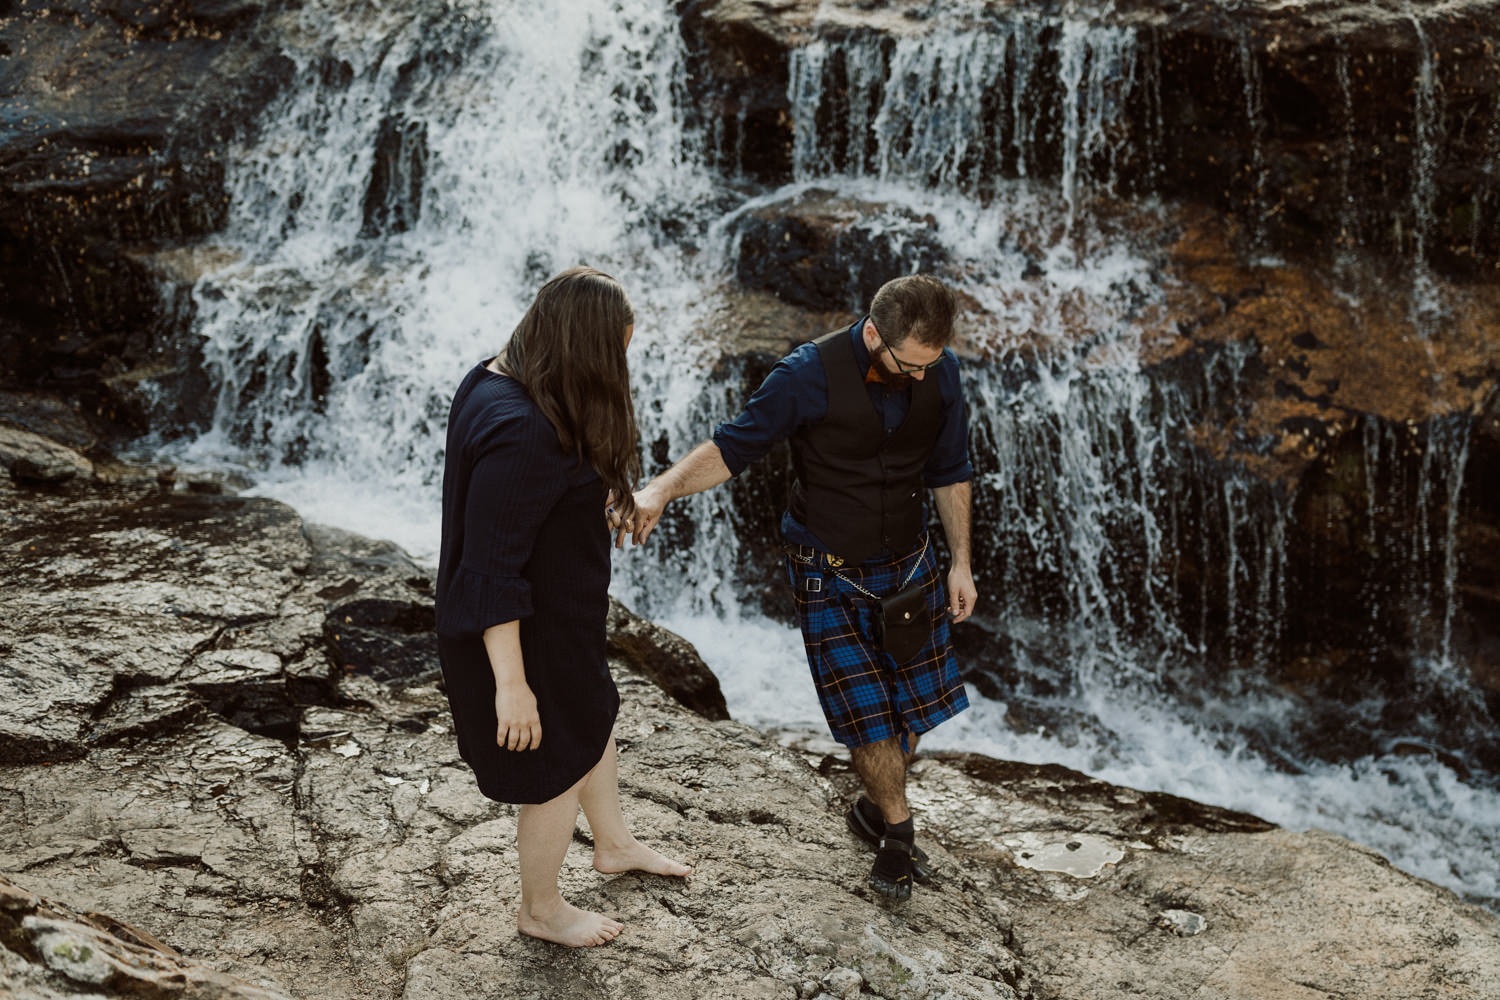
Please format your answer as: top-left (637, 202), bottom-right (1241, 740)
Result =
top-left (628, 483), bottom-right (668, 546)
top-left (946, 564), bottom-right (977, 624)
top-left (610, 442), bottom-right (732, 548)
top-left (494, 682), bottom-right (541, 751)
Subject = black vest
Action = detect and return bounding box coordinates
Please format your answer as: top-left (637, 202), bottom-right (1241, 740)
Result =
top-left (789, 329), bottom-right (944, 564)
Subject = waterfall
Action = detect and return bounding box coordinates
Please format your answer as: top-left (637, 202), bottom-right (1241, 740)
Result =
top-left (1334, 47), bottom-right (1358, 268)
top-left (146, 0), bottom-right (1500, 910)
top-left (1236, 33), bottom-right (1268, 252)
top-left (1406, 11), bottom-right (1442, 317)
top-left (786, 16), bottom-right (1136, 225)
top-left (1477, 95), bottom-right (1500, 258)
top-left (174, 0), bottom-right (719, 536)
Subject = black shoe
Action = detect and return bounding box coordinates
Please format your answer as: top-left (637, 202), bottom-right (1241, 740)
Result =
top-left (845, 798), bottom-right (934, 884)
top-left (869, 836), bottom-right (914, 900)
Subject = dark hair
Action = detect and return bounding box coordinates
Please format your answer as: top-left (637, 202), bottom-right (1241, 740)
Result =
top-left (498, 266), bottom-right (642, 519)
top-left (869, 275), bottom-right (957, 348)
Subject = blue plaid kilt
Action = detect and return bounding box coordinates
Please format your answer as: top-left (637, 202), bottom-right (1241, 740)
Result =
top-left (785, 534), bottom-right (968, 749)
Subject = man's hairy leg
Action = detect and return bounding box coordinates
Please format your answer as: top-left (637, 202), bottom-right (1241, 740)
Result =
top-left (850, 736), bottom-right (911, 825)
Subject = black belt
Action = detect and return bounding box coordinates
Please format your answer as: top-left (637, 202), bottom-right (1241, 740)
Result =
top-left (784, 536), bottom-right (930, 601)
top-left (783, 543), bottom-right (848, 569)
top-left (784, 532), bottom-right (927, 571)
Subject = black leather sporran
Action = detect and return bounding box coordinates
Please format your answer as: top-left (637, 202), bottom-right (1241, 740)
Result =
top-left (874, 581), bottom-right (930, 663)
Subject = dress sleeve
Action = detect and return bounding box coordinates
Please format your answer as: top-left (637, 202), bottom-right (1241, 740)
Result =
top-left (437, 407), bottom-right (570, 636)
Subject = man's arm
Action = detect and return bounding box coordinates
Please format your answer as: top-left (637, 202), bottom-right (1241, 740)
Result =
top-left (619, 345), bottom-right (824, 547)
top-left (621, 440), bottom-right (732, 545)
top-left (932, 480), bottom-right (977, 623)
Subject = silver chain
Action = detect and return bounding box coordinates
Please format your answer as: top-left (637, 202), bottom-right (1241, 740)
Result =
top-left (795, 535), bottom-right (928, 601)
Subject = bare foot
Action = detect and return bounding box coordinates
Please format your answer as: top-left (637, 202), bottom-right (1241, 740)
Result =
top-left (593, 839), bottom-right (693, 878)
top-left (517, 898), bottom-right (624, 948)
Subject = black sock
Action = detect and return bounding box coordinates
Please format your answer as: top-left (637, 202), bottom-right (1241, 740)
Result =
top-left (884, 816), bottom-right (915, 846)
top-left (856, 795), bottom-right (883, 828)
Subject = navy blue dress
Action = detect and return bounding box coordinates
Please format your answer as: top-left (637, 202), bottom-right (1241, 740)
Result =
top-left (434, 363), bottom-right (618, 804)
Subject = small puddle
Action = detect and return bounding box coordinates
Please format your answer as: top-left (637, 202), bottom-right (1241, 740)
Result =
top-left (1005, 833), bottom-right (1125, 878)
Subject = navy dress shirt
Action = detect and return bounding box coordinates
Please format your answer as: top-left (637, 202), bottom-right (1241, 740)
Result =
top-left (712, 318), bottom-right (973, 555)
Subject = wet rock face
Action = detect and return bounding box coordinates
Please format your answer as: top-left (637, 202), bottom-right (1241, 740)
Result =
top-left (361, 115), bottom-right (428, 238)
top-left (1127, 207), bottom-right (1500, 759)
top-left (734, 189), bottom-right (947, 311)
top-left (0, 0), bottom-right (292, 436)
top-left (681, 0), bottom-right (1500, 276)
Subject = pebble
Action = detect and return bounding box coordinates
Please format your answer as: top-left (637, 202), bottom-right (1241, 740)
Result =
top-left (1157, 909), bottom-right (1209, 936)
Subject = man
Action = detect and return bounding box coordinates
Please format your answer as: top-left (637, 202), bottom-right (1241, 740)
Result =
top-left (622, 274), bottom-right (976, 900)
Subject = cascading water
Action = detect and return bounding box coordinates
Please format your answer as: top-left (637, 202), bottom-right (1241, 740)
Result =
top-left (173, 0), bottom-right (722, 542)
top-left (1406, 10), bottom-right (1442, 317)
top-left (786, 16), bottom-right (1137, 233)
top-left (1236, 32), bottom-right (1268, 252)
top-left (146, 0), bottom-right (1499, 909)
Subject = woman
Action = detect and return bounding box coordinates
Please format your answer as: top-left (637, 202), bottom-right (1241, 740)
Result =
top-left (435, 267), bottom-right (689, 948)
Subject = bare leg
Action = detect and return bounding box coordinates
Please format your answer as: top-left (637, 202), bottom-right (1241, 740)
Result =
top-left (516, 770), bottom-right (624, 947)
top-left (582, 737), bottom-right (691, 877)
top-left (850, 736), bottom-right (912, 825)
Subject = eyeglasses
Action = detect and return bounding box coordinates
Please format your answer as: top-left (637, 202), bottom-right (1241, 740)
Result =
top-left (873, 322), bottom-right (945, 374)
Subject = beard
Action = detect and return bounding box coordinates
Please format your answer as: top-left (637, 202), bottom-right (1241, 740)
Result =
top-left (871, 349), bottom-right (916, 389)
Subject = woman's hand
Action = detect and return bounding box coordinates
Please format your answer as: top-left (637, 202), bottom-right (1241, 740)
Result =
top-left (494, 682), bottom-right (541, 751)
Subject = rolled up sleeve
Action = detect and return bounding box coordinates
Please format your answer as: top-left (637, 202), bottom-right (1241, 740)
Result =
top-left (925, 352), bottom-right (973, 487)
top-left (436, 412), bottom-right (568, 636)
top-left (712, 347), bottom-right (826, 476)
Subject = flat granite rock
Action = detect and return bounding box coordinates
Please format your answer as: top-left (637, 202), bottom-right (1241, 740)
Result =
top-left (3, 471), bottom-right (1499, 1000)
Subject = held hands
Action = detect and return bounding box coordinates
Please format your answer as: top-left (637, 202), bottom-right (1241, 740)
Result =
top-left (946, 564), bottom-right (978, 624)
top-left (606, 485), bottom-right (668, 548)
top-left (494, 681), bottom-right (541, 751)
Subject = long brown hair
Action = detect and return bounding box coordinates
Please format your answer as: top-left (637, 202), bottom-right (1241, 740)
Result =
top-left (497, 266), bottom-right (642, 519)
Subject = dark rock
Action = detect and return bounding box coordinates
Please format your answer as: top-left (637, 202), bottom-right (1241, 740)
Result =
top-left (303, 521), bottom-right (427, 577)
top-left (0, 390), bottom-right (98, 453)
top-left (682, 0), bottom-right (1500, 275)
top-left (607, 597), bottom-right (730, 721)
top-left (930, 753), bottom-right (1276, 838)
top-left (0, 0), bottom-right (294, 436)
top-left (734, 189), bottom-right (948, 310)
top-left (324, 595), bottom-right (440, 687)
top-left (361, 115), bottom-right (428, 238)
top-left (303, 522), bottom-right (441, 687)
top-left (0, 425), bottom-right (93, 483)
